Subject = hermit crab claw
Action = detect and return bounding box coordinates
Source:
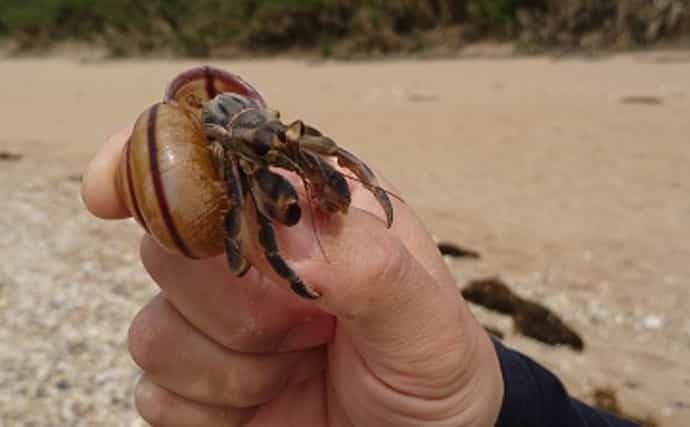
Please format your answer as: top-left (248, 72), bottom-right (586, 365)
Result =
top-left (334, 147), bottom-right (394, 228)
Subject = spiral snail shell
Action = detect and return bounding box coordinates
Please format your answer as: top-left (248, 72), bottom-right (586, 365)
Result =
top-left (116, 66), bottom-right (265, 259)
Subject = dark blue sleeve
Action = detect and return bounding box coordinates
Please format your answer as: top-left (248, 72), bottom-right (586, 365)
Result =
top-left (493, 339), bottom-right (639, 427)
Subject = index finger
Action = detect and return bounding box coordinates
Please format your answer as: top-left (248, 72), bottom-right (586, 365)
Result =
top-left (81, 126), bottom-right (132, 219)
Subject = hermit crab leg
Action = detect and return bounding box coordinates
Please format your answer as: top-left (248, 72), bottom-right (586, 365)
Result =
top-left (222, 154), bottom-right (251, 277)
top-left (249, 184), bottom-right (320, 300)
top-left (333, 148), bottom-right (393, 228)
top-left (283, 120), bottom-right (393, 227)
top-left (295, 132), bottom-right (394, 228)
top-left (302, 149), bottom-right (352, 213)
top-left (249, 168), bottom-right (301, 226)
top-left (261, 149), bottom-right (334, 263)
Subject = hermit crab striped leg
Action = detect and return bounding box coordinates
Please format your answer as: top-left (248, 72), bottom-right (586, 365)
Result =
top-left (282, 120), bottom-right (394, 228)
top-left (218, 147), bottom-right (251, 277)
top-left (250, 182), bottom-right (320, 299)
top-left (333, 147), bottom-right (394, 228)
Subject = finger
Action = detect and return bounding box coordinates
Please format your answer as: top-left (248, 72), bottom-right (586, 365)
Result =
top-left (134, 375), bottom-right (255, 427)
top-left (140, 236), bottom-right (335, 353)
top-left (81, 126), bottom-right (132, 219)
top-left (297, 206), bottom-right (461, 332)
top-left (291, 206), bottom-right (492, 399)
top-left (348, 172), bottom-right (454, 286)
top-left (129, 294), bottom-right (326, 407)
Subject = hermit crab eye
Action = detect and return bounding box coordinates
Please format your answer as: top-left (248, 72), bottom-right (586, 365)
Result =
top-left (202, 94), bottom-right (252, 127)
top-left (223, 93), bottom-right (254, 110)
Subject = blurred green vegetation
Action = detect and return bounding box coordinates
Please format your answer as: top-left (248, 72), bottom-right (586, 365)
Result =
top-left (0, 0), bottom-right (687, 56)
top-left (0, 0), bottom-right (525, 55)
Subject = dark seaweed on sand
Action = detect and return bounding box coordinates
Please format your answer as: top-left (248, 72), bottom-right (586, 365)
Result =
top-left (437, 242), bottom-right (481, 259)
top-left (462, 277), bottom-right (585, 351)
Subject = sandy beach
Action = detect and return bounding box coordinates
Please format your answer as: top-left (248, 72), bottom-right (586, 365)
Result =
top-left (1, 54), bottom-right (689, 425)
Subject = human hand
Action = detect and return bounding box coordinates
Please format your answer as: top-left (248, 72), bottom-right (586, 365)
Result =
top-left (82, 127), bottom-right (504, 427)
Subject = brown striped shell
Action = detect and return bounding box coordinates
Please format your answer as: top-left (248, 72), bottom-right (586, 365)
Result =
top-left (116, 66), bottom-right (266, 259)
top-left (163, 65), bottom-right (266, 119)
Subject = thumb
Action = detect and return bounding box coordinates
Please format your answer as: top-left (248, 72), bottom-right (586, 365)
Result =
top-left (295, 207), bottom-right (489, 398)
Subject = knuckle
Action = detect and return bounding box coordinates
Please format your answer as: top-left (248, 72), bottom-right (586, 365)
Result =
top-left (223, 364), bottom-right (283, 408)
top-left (134, 377), bottom-right (171, 425)
top-left (219, 354), bottom-right (297, 408)
top-left (128, 306), bottom-right (166, 374)
top-left (343, 238), bottom-right (411, 319)
top-left (371, 239), bottom-right (409, 288)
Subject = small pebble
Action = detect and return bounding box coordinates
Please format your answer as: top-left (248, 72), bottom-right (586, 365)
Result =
top-left (641, 315), bottom-right (664, 330)
top-left (56, 379), bottom-right (71, 391)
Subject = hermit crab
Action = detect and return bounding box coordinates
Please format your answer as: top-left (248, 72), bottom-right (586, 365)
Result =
top-left (117, 66), bottom-right (393, 299)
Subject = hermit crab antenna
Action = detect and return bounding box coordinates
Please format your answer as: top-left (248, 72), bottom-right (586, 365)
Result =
top-left (304, 183), bottom-right (331, 264)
